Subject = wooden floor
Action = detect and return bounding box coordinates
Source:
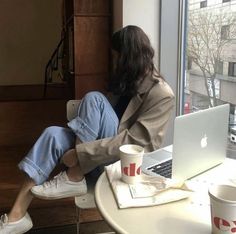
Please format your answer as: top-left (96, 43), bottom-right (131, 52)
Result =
top-left (0, 99), bottom-right (103, 230)
top-left (29, 222), bottom-right (114, 234)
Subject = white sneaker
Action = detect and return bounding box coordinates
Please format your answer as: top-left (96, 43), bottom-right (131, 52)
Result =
top-left (0, 212), bottom-right (33, 234)
top-left (31, 171), bottom-right (87, 200)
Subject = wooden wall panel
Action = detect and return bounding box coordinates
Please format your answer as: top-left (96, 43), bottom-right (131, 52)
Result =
top-left (74, 17), bottom-right (110, 75)
top-left (74, 75), bottom-right (107, 99)
top-left (74, 0), bottom-right (110, 15)
top-left (0, 100), bottom-right (67, 146)
top-left (73, 0), bottom-right (111, 99)
top-left (0, 84), bottom-right (73, 101)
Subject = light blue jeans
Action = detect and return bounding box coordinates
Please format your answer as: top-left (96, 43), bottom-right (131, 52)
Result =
top-left (18, 92), bottom-right (119, 185)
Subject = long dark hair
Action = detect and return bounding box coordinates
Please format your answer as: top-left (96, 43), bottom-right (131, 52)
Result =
top-left (109, 25), bottom-right (156, 96)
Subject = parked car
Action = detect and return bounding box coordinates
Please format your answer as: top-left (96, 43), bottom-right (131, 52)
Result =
top-left (230, 126), bottom-right (236, 144)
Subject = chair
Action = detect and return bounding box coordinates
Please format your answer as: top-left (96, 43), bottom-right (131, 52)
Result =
top-left (67, 100), bottom-right (115, 234)
top-left (74, 178), bottom-right (97, 234)
top-left (66, 100), bottom-right (81, 122)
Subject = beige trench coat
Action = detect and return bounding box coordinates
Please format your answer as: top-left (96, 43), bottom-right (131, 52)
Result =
top-left (76, 75), bottom-right (175, 174)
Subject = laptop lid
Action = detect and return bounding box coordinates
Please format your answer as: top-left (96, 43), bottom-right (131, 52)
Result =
top-left (172, 103), bottom-right (230, 181)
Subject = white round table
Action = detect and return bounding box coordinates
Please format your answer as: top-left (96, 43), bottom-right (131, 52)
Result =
top-left (95, 171), bottom-right (213, 234)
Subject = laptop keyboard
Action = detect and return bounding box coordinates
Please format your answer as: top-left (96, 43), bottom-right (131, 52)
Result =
top-left (147, 159), bottom-right (172, 178)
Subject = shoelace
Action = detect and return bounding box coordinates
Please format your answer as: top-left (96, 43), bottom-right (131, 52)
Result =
top-left (42, 172), bottom-right (65, 189)
top-left (0, 214), bottom-right (8, 228)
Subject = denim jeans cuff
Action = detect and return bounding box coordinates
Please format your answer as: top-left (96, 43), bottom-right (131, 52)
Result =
top-left (67, 117), bottom-right (98, 142)
top-left (18, 158), bottom-right (48, 185)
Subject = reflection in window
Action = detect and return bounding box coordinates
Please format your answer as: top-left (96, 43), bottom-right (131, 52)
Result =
top-left (215, 59), bottom-right (223, 75)
top-left (221, 25), bottom-right (230, 40)
top-left (187, 56), bottom-right (193, 70)
top-left (184, 0), bottom-right (236, 149)
top-left (228, 62), bottom-right (236, 77)
top-left (186, 0), bottom-right (236, 110)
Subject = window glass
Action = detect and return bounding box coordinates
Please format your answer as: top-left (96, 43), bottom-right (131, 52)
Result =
top-left (200, 0), bottom-right (207, 8)
top-left (221, 25), bottom-right (230, 39)
top-left (184, 0), bottom-right (236, 153)
top-left (228, 62), bottom-right (236, 76)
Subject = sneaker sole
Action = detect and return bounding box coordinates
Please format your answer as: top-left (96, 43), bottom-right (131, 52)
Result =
top-left (13, 223), bottom-right (33, 234)
top-left (31, 191), bottom-right (87, 200)
top-left (19, 225), bottom-right (33, 234)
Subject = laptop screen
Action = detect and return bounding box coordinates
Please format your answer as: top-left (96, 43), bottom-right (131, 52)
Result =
top-left (172, 104), bottom-right (230, 181)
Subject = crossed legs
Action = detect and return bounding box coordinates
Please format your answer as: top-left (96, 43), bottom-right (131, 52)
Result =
top-left (1, 91), bottom-right (119, 233)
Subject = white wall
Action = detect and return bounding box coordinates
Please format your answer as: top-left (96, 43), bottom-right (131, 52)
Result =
top-left (113, 0), bottom-right (160, 68)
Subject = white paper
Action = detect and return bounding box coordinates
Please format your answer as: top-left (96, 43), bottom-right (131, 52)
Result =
top-left (105, 161), bottom-right (193, 209)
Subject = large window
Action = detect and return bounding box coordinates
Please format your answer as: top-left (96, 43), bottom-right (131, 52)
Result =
top-left (184, 0), bottom-right (236, 155)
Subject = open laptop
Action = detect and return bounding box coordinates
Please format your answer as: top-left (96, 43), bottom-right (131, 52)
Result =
top-left (142, 104), bottom-right (230, 181)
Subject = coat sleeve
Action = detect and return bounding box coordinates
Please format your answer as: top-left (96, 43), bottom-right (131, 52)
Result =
top-left (76, 84), bottom-right (175, 174)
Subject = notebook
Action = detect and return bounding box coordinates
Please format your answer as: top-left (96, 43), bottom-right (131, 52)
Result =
top-left (142, 104), bottom-right (230, 181)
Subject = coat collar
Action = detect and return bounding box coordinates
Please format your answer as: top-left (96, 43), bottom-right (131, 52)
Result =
top-left (119, 75), bottom-right (159, 125)
top-left (137, 75), bottom-right (159, 94)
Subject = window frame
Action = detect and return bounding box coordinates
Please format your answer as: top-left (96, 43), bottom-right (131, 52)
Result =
top-left (159, 0), bottom-right (187, 145)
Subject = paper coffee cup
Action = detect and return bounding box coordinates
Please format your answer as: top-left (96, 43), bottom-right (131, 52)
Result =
top-left (208, 184), bottom-right (236, 234)
top-left (119, 144), bottom-right (144, 184)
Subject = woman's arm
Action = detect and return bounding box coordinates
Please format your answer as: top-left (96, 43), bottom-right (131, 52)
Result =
top-left (76, 84), bottom-right (175, 174)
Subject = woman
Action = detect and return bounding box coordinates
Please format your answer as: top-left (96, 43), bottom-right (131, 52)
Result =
top-left (0, 25), bottom-right (174, 234)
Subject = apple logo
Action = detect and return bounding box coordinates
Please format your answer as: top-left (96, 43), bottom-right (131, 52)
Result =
top-left (201, 134), bottom-right (208, 148)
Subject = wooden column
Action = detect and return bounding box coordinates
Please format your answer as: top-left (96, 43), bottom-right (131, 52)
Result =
top-left (73, 0), bottom-right (111, 99)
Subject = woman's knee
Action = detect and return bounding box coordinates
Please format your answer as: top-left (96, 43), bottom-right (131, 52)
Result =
top-left (42, 126), bottom-right (63, 137)
top-left (41, 126), bottom-right (75, 144)
top-left (83, 91), bottom-right (106, 105)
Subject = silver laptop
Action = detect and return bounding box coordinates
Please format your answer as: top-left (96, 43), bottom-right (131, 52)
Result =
top-left (142, 104), bottom-right (230, 181)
